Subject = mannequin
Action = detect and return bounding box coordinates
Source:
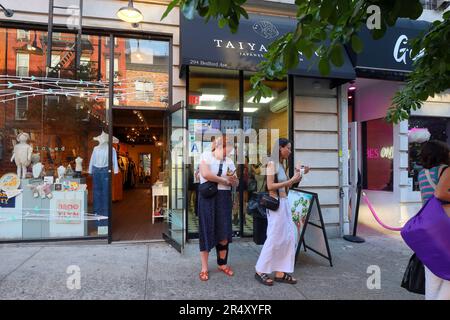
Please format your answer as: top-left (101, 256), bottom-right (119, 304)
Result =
top-left (89, 131), bottom-right (119, 229)
top-left (11, 132), bottom-right (33, 179)
top-left (75, 157), bottom-right (83, 178)
top-left (57, 165), bottom-right (66, 181)
top-left (31, 153), bottom-right (43, 179)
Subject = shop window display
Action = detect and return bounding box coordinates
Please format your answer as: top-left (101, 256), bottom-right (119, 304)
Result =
top-left (408, 116), bottom-right (450, 191)
top-left (242, 72), bottom-right (288, 236)
top-left (362, 118), bottom-right (394, 191)
top-left (186, 68), bottom-right (288, 238)
top-left (0, 27), bottom-right (111, 240)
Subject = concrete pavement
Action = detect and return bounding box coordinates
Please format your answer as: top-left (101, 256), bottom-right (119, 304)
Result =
top-left (0, 225), bottom-right (422, 300)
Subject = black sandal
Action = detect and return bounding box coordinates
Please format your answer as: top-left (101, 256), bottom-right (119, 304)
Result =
top-left (274, 273), bottom-right (297, 284)
top-left (255, 273), bottom-right (273, 286)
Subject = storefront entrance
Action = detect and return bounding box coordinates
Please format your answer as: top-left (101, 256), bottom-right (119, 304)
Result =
top-left (111, 109), bottom-right (168, 241)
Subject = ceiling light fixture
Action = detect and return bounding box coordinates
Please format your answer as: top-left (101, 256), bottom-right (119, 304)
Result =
top-left (117, 0), bottom-right (143, 24)
top-left (195, 105), bottom-right (217, 110)
top-left (244, 107), bottom-right (258, 113)
top-left (199, 94), bottom-right (225, 102)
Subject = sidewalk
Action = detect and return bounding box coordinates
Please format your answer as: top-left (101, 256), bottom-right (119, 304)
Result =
top-left (0, 225), bottom-right (422, 300)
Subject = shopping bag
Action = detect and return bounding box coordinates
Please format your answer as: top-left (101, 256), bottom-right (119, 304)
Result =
top-left (401, 196), bottom-right (450, 281)
top-left (401, 254), bottom-right (425, 295)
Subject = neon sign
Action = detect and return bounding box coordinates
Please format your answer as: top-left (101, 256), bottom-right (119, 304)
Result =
top-left (367, 146), bottom-right (393, 160)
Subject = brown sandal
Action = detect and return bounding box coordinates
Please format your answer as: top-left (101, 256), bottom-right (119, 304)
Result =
top-left (218, 265), bottom-right (234, 276)
top-left (199, 271), bottom-right (209, 281)
top-left (274, 273), bottom-right (297, 284)
top-left (255, 273), bottom-right (273, 286)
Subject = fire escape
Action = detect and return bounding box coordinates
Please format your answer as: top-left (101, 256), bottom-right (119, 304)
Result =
top-left (46, 0), bottom-right (83, 78)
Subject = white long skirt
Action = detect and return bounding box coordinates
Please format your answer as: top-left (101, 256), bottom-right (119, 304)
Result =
top-left (425, 266), bottom-right (450, 300)
top-left (255, 198), bottom-right (297, 274)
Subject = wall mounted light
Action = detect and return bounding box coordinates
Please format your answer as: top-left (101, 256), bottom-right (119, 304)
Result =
top-left (348, 81), bottom-right (356, 91)
top-left (117, 0), bottom-right (143, 24)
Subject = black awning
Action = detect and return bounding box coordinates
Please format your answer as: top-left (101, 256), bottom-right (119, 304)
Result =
top-left (180, 14), bottom-right (355, 81)
top-left (351, 18), bottom-right (431, 73)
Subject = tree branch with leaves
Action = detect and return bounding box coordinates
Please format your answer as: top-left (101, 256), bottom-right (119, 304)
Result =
top-left (162, 0), bottom-right (449, 124)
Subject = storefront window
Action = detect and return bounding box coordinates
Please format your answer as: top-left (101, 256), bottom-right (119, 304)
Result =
top-left (186, 69), bottom-right (288, 238)
top-left (0, 28), bottom-right (110, 240)
top-left (112, 38), bottom-right (169, 108)
top-left (187, 118), bottom-right (241, 236)
top-left (242, 73), bottom-right (288, 236)
top-left (362, 118), bottom-right (394, 191)
top-left (408, 116), bottom-right (450, 191)
top-left (188, 67), bottom-right (239, 111)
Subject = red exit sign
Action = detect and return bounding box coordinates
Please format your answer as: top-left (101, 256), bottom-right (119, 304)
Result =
top-left (189, 95), bottom-right (200, 105)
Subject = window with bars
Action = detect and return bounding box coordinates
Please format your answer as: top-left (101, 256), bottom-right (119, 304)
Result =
top-left (16, 29), bottom-right (30, 41)
top-left (16, 53), bottom-right (29, 77)
top-left (15, 97), bottom-right (29, 120)
top-left (105, 58), bottom-right (119, 81)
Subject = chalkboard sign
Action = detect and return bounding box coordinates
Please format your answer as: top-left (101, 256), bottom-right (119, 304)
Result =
top-left (288, 188), bottom-right (333, 266)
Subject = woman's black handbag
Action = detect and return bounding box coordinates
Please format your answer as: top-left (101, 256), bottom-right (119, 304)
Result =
top-left (198, 162), bottom-right (223, 199)
top-left (258, 192), bottom-right (280, 211)
top-left (257, 174), bottom-right (280, 211)
top-left (401, 253), bottom-right (425, 295)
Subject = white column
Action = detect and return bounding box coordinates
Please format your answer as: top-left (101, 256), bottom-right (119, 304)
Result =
top-left (338, 85), bottom-right (350, 236)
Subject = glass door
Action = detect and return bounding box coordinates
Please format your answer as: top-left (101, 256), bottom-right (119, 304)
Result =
top-left (186, 113), bottom-right (242, 238)
top-left (163, 101), bottom-right (187, 253)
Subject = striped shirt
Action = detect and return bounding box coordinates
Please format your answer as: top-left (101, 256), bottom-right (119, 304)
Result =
top-left (418, 165), bottom-right (447, 204)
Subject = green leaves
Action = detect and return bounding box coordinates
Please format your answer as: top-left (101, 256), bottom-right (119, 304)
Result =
top-left (218, 18), bottom-right (228, 28)
top-left (319, 0), bottom-right (334, 20)
top-left (330, 43), bottom-right (344, 66)
top-left (351, 34), bottom-right (363, 53)
top-left (283, 40), bottom-right (300, 70)
top-left (161, 0), bottom-right (180, 21)
top-left (319, 58), bottom-right (330, 75)
top-left (160, 0), bottom-right (446, 125)
top-left (161, 0), bottom-right (249, 34)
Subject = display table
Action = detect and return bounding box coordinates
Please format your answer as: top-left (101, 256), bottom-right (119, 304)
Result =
top-left (152, 183), bottom-right (168, 224)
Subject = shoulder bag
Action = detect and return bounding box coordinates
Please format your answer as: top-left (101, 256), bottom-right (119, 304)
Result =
top-left (198, 161), bottom-right (223, 199)
top-left (401, 253), bottom-right (425, 295)
top-left (401, 165), bottom-right (450, 281)
top-left (259, 168), bottom-right (284, 212)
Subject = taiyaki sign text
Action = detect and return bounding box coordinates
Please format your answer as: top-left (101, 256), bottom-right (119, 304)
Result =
top-left (181, 13), bottom-right (356, 79)
top-left (213, 39), bottom-right (269, 58)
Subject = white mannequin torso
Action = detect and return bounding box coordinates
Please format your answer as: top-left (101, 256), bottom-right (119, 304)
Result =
top-left (32, 162), bottom-right (43, 178)
top-left (75, 157), bottom-right (83, 172)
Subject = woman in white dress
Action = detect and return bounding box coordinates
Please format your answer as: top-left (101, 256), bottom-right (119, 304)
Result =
top-left (254, 138), bottom-right (307, 286)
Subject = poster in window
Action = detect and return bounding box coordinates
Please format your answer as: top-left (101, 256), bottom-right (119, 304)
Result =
top-left (55, 199), bottom-right (82, 224)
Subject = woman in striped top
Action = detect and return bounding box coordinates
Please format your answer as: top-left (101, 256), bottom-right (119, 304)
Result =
top-left (418, 140), bottom-right (450, 300)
